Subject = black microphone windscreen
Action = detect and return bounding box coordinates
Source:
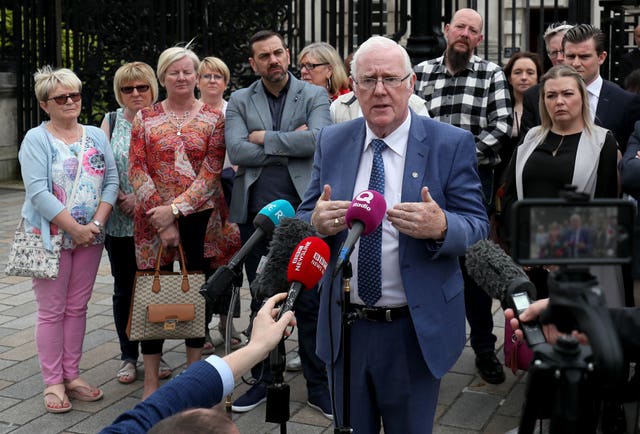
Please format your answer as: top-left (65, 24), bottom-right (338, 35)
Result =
top-left (465, 239), bottom-right (528, 300)
top-left (253, 217), bottom-right (315, 300)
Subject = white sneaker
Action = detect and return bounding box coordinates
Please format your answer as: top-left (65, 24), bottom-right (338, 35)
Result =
top-left (286, 354), bottom-right (302, 371)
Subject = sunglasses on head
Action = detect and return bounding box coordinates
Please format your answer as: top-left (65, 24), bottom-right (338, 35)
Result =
top-left (47, 92), bottom-right (82, 105)
top-left (120, 85), bottom-right (151, 94)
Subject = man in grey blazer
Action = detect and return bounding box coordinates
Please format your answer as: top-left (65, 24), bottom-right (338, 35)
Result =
top-left (225, 30), bottom-right (333, 418)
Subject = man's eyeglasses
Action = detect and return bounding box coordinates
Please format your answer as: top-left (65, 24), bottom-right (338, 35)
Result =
top-left (47, 92), bottom-right (82, 105)
top-left (299, 62), bottom-right (329, 71)
top-left (353, 72), bottom-right (412, 90)
top-left (200, 73), bottom-right (224, 81)
top-left (547, 50), bottom-right (564, 59)
top-left (120, 85), bottom-right (151, 94)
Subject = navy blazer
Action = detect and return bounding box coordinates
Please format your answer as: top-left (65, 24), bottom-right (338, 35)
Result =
top-left (297, 111), bottom-right (489, 378)
top-left (521, 80), bottom-right (640, 152)
top-left (620, 120), bottom-right (640, 199)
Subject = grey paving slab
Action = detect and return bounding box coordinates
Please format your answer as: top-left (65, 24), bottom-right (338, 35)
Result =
top-left (0, 373), bottom-right (44, 400)
top-left (439, 389), bottom-right (503, 431)
top-left (6, 410), bottom-right (89, 434)
top-left (0, 357), bottom-right (39, 382)
top-left (69, 397), bottom-right (139, 434)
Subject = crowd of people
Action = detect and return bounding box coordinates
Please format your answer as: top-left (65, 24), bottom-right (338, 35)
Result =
top-left (15, 6), bottom-right (640, 433)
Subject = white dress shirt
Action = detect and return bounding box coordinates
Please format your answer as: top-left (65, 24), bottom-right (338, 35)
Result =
top-left (350, 113), bottom-right (411, 307)
top-left (587, 75), bottom-right (603, 123)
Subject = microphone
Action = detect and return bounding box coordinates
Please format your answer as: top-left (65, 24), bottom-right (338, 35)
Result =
top-left (200, 199), bottom-right (295, 302)
top-left (276, 236), bottom-right (330, 320)
top-left (252, 217), bottom-right (316, 300)
top-left (465, 239), bottom-right (546, 346)
top-left (333, 190), bottom-right (387, 278)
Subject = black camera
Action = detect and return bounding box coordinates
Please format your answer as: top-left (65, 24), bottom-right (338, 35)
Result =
top-left (509, 193), bottom-right (633, 434)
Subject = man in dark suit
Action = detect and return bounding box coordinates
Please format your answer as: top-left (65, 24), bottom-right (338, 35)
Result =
top-left (297, 36), bottom-right (488, 433)
top-left (522, 24), bottom-right (640, 152)
top-left (520, 22), bottom-right (573, 135)
top-left (225, 30), bottom-right (332, 417)
top-left (620, 24), bottom-right (640, 88)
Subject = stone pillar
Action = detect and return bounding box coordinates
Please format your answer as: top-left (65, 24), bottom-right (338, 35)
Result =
top-left (0, 72), bottom-right (19, 181)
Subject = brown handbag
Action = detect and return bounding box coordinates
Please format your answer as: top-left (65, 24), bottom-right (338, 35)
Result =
top-left (127, 244), bottom-right (206, 340)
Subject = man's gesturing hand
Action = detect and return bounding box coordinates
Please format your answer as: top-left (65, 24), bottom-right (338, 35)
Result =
top-left (310, 184), bottom-right (351, 236)
top-left (387, 187), bottom-right (447, 240)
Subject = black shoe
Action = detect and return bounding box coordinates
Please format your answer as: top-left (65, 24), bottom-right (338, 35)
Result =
top-left (475, 351), bottom-right (505, 384)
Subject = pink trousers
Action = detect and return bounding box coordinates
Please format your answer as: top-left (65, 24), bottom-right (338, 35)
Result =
top-left (33, 244), bottom-right (103, 385)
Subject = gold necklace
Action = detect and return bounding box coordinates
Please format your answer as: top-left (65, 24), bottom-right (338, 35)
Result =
top-left (552, 135), bottom-right (565, 157)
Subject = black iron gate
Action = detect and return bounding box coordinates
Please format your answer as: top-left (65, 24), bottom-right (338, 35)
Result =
top-left (3, 0), bottom-right (640, 146)
top-left (2, 0), bottom-right (409, 142)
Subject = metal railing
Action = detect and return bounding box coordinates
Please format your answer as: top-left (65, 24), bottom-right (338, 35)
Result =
top-left (2, 0), bottom-right (640, 145)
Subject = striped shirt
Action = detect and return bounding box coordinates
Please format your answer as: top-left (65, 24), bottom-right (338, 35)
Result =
top-left (414, 54), bottom-right (513, 166)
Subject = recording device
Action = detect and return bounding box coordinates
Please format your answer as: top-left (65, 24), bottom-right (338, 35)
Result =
top-left (509, 194), bottom-right (629, 434)
top-left (511, 198), bottom-right (634, 266)
top-left (200, 199), bottom-right (295, 302)
top-left (466, 239), bottom-right (545, 346)
top-left (252, 218), bottom-right (316, 300)
top-left (276, 236), bottom-right (330, 320)
top-left (333, 190), bottom-right (387, 277)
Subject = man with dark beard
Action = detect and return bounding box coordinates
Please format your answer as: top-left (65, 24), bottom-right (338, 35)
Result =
top-left (225, 30), bottom-right (333, 417)
top-left (414, 8), bottom-right (512, 385)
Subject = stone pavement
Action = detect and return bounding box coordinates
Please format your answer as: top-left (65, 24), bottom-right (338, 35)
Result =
top-left (0, 187), bottom-right (527, 434)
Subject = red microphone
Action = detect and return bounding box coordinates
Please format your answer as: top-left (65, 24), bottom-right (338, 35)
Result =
top-left (333, 190), bottom-right (387, 277)
top-left (276, 236), bottom-right (330, 320)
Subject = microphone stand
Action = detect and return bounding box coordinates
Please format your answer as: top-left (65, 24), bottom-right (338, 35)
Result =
top-left (224, 271), bottom-right (244, 414)
top-left (266, 339), bottom-right (289, 433)
top-left (336, 261), bottom-right (355, 433)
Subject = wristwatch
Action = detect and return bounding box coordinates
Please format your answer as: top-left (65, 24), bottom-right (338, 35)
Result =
top-left (92, 219), bottom-right (102, 228)
top-left (170, 203), bottom-right (180, 219)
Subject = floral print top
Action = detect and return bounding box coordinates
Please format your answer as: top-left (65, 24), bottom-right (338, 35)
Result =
top-left (26, 126), bottom-right (106, 249)
top-left (105, 108), bottom-right (134, 237)
top-left (129, 102), bottom-right (240, 269)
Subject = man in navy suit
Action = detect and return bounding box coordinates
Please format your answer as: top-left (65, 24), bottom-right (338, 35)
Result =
top-left (297, 36), bottom-right (488, 433)
top-left (522, 24), bottom-right (640, 152)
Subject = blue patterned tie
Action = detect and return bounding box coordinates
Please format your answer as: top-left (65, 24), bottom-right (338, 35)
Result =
top-left (358, 139), bottom-right (387, 306)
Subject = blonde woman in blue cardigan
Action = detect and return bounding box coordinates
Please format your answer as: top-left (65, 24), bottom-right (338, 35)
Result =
top-left (20, 66), bottom-right (118, 413)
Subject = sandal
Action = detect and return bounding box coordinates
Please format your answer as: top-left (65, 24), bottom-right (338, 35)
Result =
top-left (43, 384), bottom-right (72, 413)
top-left (117, 361), bottom-right (137, 384)
top-left (202, 332), bottom-right (215, 355)
top-left (159, 357), bottom-right (172, 380)
top-left (220, 323), bottom-right (245, 350)
top-left (65, 378), bottom-right (104, 402)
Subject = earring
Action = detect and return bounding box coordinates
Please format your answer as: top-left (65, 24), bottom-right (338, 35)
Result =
top-left (327, 77), bottom-right (332, 91)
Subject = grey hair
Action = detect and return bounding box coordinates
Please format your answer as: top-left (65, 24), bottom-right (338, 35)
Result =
top-left (351, 36), bottom-right (412, 80)
top-left (543, 22), bottom-right (574, 45)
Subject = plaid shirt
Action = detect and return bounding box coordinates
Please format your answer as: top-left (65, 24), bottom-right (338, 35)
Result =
top-left (414, 55), bottom-right (512, 166)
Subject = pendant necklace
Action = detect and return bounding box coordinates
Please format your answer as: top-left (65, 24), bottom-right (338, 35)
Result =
top-left (552, 135), bottom-right (565, 157)
top-left (169, 110), bottom-right (190, 136)
top-left (167, 100), bottom-right (194, 136)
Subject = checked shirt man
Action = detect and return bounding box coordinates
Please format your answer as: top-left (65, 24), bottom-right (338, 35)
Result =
top-left (414, 8), bottom-right (513, 385)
